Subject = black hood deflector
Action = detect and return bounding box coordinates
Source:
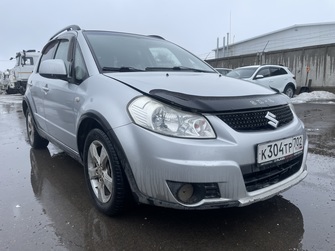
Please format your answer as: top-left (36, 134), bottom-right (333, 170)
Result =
top-left (149, 89), bottom-right (288, 113)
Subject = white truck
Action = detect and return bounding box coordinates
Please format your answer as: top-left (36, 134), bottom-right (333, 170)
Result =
top-left (6, 50), bottom-right (40, 94)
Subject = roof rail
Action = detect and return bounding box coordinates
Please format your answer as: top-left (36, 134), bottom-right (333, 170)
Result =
top-left (49, 25), bottom-right (81, 41)
top-left (148, 35), bottom-right (165, 40)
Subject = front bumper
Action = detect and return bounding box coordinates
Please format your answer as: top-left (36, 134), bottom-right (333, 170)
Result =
top-left (115, 114), bottom-right (308, 209)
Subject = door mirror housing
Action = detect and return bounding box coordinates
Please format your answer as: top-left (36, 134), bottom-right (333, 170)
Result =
top-left (39, 59), bottom-right (67, 80)
top-left (254, 74), bottom-right (264, 80)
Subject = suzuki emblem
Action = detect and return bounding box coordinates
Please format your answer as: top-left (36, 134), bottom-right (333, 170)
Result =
top-left (265, 112), bottom-right (279, 128)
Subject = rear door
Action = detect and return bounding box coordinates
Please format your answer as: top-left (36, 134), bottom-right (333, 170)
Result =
top-left (269, 67), bottom-right (289, 92)
top-left (28, 40), bottom-right (58, 133)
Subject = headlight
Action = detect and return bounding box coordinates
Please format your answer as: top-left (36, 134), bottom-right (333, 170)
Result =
top-left (128, 96), bottom-right (215, 138)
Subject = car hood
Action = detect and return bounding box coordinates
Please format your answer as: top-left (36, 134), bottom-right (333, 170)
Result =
top-left (105, 72), bottom-right (271, 96)
top-left (104, 72), bottom-right (288, 112)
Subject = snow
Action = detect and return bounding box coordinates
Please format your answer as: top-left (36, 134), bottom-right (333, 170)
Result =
top-left (291, 91), bottom-right (335, 104)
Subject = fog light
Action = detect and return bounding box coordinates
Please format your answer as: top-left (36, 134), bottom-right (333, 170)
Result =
top-left (167, 181), bottom-right (221, 205)
top-left (177, 184), bottom-right (194, 202)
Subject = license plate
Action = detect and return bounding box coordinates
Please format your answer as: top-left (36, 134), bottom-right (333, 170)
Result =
top-left (257, 135), bottom-right (304, 165)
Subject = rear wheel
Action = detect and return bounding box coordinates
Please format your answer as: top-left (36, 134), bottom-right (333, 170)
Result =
top-left (83, 129), bottom-right (127, 216)
top-left (26, 109), bottom-right (49, 148)
top-left (19, 86), bottom-right (26, 95)
top-left (284, 84), bottom-right (295, 98)
top-left (6, 88), bottom-right (17, 94)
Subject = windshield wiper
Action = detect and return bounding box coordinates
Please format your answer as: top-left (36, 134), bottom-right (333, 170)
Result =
top-left (102, 66), bottom-right (144, 72)
top-left (145, 66), bottom-right (213, 73)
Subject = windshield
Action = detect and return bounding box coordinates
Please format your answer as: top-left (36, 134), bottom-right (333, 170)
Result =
top-left (226, 67), bottom-right (257, 79)
top-left (84, 31), bottom-right (215, 73)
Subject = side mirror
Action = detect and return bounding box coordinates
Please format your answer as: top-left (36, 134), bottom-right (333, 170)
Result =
top-left (254, 74), bottom-right (264, 80)
top-left (39, 59), bottom-right (67, 80)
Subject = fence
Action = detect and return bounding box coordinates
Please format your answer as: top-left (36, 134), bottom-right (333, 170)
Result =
top-left (206, 43), bottom-right (335, 92)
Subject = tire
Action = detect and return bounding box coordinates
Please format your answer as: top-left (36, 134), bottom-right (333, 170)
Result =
top-left (283, 85), bottom-right (295, 98)
top-left (83, 128), bottom-right (127, 216)
top-left (26, 109), bottom-right (49, 149)
top-left (6, 88), bottom-right (16, 94)
top-left (19, 87), bottom-right (26, 95)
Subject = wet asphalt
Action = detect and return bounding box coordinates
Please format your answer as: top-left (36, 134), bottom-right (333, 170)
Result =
top-left (0, 93), bottom-right (334, 251)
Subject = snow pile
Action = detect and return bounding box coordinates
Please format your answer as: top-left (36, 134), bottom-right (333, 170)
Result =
top-left (291, 91), bottom-right (335, 104)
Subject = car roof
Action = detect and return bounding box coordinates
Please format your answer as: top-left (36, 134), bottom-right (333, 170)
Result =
top-left (237, 65), bottom-right (287, 69)
top-left (49, 25), bottom-right (165, 42)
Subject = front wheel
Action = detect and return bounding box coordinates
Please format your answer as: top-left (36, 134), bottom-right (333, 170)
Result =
top-left (26, 109), bottom-right (49, 148)
top-left (83, 129), bottom-right (127, 216)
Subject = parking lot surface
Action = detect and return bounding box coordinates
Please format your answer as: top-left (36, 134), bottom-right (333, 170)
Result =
top-left (0, 94), bottom-right (334, 250)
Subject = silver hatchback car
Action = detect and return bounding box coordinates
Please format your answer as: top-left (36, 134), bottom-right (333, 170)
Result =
top-left (23, 25), bottom-right (308, 216)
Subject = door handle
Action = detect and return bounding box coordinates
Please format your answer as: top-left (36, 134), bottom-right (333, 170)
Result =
top-left (42, 84), bottom-right (49, 92)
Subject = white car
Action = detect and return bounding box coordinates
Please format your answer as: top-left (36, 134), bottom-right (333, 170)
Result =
top-left (215, 67), bottom-right (232, 75)
top-left (226, 65), bottom-right (297, 98)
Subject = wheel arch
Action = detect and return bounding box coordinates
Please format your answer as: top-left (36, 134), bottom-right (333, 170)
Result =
top-left (77, 111), bottom-right (141, 203)
top-left (285, 82), bottom-right (296, 90)
top-left (77, 111), bottom-right (109, 159)
top-left (22, 98), bottom-right (28, 116)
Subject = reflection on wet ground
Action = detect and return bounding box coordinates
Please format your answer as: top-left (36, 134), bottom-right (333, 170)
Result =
top-left (0, 94), bottom-right (334, 250)
top-left (28, 147), bottom-right (305, 250)
top-left (0, 94), bottom-right (22, 114)
top-left (294, 103), bottom-right (335, 156)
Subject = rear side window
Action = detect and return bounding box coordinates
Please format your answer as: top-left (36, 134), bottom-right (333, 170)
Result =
top-left (271, 67), bottom-right (287, 76)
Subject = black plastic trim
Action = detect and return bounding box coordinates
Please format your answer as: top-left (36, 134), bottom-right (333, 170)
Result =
top-left (149, 89), bottom-right (288, 113)
top-left (78, 111), bottom-right (143, 203)
top-left (49, 25), bottom-right (81, 41)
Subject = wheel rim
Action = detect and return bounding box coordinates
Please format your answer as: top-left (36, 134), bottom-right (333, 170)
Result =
top-left (27, 112), bottom-right (34, 143)
top-left (87, 140), bottom-right (113, 203)
top-left (286, 88), bottom-right (294, 98)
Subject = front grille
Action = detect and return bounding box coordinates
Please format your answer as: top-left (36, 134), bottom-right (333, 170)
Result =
top-left (217, 105), bottom-right (293, 131)
top-left (241, 154), bottom-right (303, 192)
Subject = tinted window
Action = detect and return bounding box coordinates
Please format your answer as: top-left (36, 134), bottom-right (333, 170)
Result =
top-left (271, 67), bottom-right (287, 76)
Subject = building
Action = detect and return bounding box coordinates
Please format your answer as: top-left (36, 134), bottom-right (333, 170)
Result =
top-left (215, 22), bottom-right (335, 58)
top-left (208, 22), bottom-right (335, 91)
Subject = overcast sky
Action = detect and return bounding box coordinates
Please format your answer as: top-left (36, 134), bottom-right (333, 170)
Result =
top-left (1, 0), bottom-right (335, 70)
